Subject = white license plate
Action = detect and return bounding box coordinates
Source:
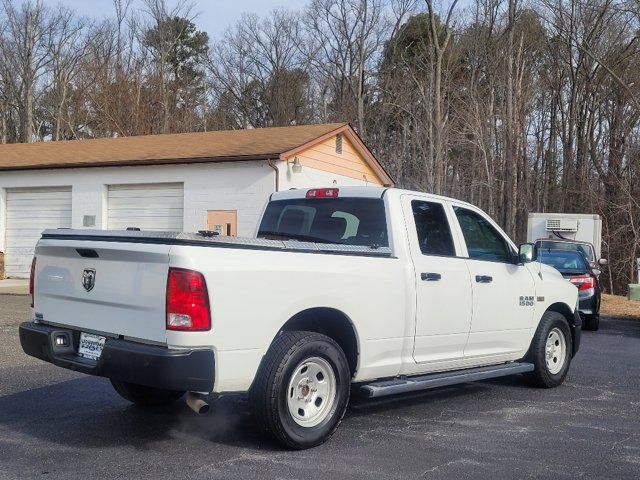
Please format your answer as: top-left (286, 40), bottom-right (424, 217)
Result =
top-left (78, 332), bottom-right (106, 360)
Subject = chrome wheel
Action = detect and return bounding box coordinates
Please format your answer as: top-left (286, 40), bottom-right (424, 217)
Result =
top-left (286, 357), bottom-right (337, 428)
top-left (545, 327), bottom-right (567, 375)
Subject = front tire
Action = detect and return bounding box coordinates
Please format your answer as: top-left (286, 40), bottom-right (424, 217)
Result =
top-left (524, 311), bottom-right (573, 388)
top-left (110, 380), bottom-right (185, 407)
top-left (251, 331), bottom-right (351, 449)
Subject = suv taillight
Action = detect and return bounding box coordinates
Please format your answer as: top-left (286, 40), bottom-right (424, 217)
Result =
top-left (166, 268), bottom-right (211, 331)
top-left (568, 274), bottom-right (596, 291)
top-left (29, 257), bottom-right (36, 307)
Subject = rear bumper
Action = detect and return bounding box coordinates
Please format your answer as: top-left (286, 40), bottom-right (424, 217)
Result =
top-left (19, 322), bottom-right (215, 392)
top-left (578, 296), bottom-right (598, 316)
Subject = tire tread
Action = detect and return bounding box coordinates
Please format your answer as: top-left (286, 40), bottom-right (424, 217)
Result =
top-left (251, 331), bottom-right (349, 449)
top-left (525, 311), bottom-right (572, 388)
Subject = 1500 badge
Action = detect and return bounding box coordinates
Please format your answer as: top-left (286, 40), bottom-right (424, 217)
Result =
top-left (519, 295), bottom-right (535, 307)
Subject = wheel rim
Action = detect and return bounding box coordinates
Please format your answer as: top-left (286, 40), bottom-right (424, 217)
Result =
top-left (286, 357), bottom-right (337, 428)
top-left (545, 327), bottom-right (567, 375)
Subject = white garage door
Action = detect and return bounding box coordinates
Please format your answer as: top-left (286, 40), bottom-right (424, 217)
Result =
top-left (5, 187), bottom-right (72, 278)
top-left (108, 183), bottom-right (184, 231)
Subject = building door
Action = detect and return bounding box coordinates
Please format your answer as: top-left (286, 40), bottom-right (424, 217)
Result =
top-left (5, 187), bottom-right (72, 278)
top-left (107, 183), bottom-right (184, 231)
top-left (206, 210), bottom-right (237, 236)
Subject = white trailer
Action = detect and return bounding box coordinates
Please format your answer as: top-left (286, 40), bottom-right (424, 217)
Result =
top-left (527, 213), bottom-right (603, 259)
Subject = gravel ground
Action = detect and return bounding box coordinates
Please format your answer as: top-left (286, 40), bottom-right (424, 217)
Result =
top-left (0, 295), bottom-right (639, 480)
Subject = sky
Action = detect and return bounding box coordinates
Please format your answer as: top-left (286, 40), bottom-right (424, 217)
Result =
top-left (41, 0), bottom-right (304, 39)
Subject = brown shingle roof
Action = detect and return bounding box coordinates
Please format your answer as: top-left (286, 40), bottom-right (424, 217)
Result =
top-left (0, 123), bottom-right (347, 171)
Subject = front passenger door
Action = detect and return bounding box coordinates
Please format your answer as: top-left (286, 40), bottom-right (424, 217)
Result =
top-left (452, 205), bottom-right (536, 358)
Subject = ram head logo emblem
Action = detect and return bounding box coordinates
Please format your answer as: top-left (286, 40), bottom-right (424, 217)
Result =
top-left (82, 268), bottom-right (96, 292)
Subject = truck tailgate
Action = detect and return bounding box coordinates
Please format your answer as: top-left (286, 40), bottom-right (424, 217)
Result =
top-left (34, 239), bottom-right (171, 343)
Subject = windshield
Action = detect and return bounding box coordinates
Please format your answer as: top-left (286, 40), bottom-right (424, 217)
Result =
top-left (258, 197), bottom-right (388, 247)
top-left (538, 250), bottom-right (589, 272)
top-left (536, 240), bottom-right (594, 261)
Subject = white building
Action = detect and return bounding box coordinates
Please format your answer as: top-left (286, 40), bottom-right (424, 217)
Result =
top-left (0, 123), bottom-right (393, 278)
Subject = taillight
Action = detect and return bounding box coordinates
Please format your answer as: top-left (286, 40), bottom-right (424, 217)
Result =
top-left (166, 268), bottom-right (211, 331)
top-left (306, 188), bottom-right (339, 198)
top-left (568, 275), bottom-right (596, 291)
top-left (29, 257), bottom-right (36, 308)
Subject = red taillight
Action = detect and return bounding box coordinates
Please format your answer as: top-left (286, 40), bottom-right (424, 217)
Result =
top-left (29, 257), bottom-right (36, 308)
top-left (568, 274), bottom-right (596, 291)
top-left (166, 268), bottom-right (211, 331)
top-left (306, 188), bottom-right (339, 199)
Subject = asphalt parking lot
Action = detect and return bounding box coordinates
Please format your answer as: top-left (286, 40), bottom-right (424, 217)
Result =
top-left (1, 294), bottom-right (639, 480)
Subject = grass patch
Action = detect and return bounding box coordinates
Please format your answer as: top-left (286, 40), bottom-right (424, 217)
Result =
top-left (601, 294), bottom-right (640, 320)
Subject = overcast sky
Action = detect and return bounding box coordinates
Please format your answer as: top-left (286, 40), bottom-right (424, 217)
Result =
top-left (41, 0), bottom-right (304, 38)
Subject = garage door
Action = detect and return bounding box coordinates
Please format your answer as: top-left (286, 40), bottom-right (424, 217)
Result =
top-left (107, 183), bottom-right (184, 231)
top-left (5, 187), bottom-right (72, 278)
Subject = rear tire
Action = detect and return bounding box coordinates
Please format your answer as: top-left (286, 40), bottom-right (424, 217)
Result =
top-left (251, 331), bottom-right (351, 449)
top-left (524, 311), bottom-right (573, 388)
top-left (583, 314), bottom-right (600, 331)
top-left (110, 380), bottom-right (185, 407)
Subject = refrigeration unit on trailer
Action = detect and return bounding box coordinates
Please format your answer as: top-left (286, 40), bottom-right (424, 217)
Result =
top-left (527, 213), bottom-right (603, 259)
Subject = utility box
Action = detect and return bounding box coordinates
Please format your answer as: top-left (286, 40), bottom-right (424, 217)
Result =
top-left (527, 213), bottom-right (603, 259)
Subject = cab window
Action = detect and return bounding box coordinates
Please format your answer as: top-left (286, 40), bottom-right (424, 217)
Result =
top-left (411, 201), bottom-right (456, 256)
top-left (454, 207), bottom-right (513, 262)
top-left (258, 198), bottom-right (388, 247)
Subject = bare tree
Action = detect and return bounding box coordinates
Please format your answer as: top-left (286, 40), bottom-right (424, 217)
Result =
top-left (0, 0), bottom-right (54, 141)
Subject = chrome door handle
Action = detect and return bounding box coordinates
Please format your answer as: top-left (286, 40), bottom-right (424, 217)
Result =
top-left (475, 275), bottom-right (493, 283)
top-left (421, 272), bottom-right (442, 281)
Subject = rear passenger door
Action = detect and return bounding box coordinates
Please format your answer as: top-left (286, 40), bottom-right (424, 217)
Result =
top-left (451, 204), bottom-right (536, 357)
top-left (403, 196), bottom-right (473, 363)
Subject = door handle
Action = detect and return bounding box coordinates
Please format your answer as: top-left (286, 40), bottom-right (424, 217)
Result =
top-left (421, 272), bottom-right (442, 281)
top-left (475, 275), bottom-right (493, 283)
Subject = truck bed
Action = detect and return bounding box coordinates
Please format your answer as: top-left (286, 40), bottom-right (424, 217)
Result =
top-left (41, 229), bottom-right (393, 257)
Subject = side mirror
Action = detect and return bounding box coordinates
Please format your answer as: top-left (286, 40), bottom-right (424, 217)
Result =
top-left (518, 243), bottom-right (535, 264)
top-left (598, 258), bottom-right (608, 266)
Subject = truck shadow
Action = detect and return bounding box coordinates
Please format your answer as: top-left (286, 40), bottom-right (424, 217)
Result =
top-left (0, 376), bottom-right (274, 451)
top-left (0, 374), bottom-right (535, 451)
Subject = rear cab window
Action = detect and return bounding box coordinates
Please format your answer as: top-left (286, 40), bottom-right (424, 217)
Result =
top-left (258, 197), bottom-right (388, 247)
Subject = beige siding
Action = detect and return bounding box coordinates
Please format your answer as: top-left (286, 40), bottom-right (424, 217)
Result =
top-left (294, 135), bottom-right (383, 185)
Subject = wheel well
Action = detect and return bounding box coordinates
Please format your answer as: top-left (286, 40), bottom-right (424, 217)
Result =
top-left (546, 302), bottom-right (579, 355)
top-left (547, 302), bottom-right (574, 324)
top-left (279, 308), bottom-right (359, 377)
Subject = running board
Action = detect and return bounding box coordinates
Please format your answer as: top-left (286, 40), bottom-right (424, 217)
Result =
top-left (360, 362), bottom-right (535, 398)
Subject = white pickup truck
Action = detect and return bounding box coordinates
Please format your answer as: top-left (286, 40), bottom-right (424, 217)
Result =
top-left (20, 186), bottom-right (580, 449)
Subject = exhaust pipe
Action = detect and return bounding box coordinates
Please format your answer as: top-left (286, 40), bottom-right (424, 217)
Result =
top-left (186, 392), bottom-right (210, 414)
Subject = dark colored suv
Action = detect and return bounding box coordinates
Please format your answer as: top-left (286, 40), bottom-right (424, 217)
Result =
top-left (534, 239), bottom-right (607, 268)
top-left (537, 249), bottom-right (601, 331)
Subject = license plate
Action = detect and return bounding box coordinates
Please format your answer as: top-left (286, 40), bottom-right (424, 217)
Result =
top-left (78, 332), bottom-right (106, 360)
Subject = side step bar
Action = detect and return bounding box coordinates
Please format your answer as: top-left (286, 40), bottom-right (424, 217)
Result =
top-left (360, 362), bottom-right (535, 398)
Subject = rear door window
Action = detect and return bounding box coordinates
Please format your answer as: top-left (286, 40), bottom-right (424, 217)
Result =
top-left (411, 201), bottom-right (456, 256)
top-left (258, 197), bottom-right (388, 247)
